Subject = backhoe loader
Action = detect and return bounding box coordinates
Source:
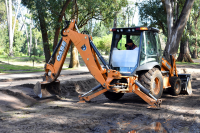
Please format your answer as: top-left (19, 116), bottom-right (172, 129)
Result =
top-left (34, 19), bottom-right (192, 108)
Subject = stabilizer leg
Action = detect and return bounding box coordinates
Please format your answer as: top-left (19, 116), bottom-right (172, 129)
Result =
top-left (79, 85), bottom-right (107, 103)
top-left (134, 80), bottom-right (162, 109)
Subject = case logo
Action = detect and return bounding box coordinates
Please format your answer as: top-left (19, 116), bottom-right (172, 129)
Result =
top-left (81, 44), bottom-right (87, 51)
top-left (57, 41), bottom-right (67, 61)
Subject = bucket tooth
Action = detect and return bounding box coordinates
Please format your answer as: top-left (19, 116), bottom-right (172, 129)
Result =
top-left (34, 80), bottom-right (61, 98)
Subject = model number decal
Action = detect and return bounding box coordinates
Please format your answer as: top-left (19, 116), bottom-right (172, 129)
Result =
top-left (166, 62), bottom-right (171, 70)
top-left (57, 41), bottom-right (67, 61)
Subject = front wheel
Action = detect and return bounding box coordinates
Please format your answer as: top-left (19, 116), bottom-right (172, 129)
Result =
top-left (138, 68), bottom-right (163, 99)
top-left (104, 91), bottom-right (124, 101)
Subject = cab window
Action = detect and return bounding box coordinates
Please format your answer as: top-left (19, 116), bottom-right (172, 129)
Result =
top-left (140, 31), bottom-right (158, 65)
top-left (116, 34), bottom-right (140, 50)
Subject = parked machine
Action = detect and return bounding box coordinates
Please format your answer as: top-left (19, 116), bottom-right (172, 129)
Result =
top-left (34, 20), bottom-right (192, 108)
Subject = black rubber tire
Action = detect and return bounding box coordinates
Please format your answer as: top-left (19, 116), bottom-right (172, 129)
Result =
top-left (104, 91), bottom-right (124, 101)
top-left (138, 68), bottom-right (163, 99)
top-left (169, 76), bottom-right (182, 96)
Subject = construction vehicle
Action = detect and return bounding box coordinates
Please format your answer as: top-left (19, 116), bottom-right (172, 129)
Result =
top-left (34, 19), bottom-right (192, 108)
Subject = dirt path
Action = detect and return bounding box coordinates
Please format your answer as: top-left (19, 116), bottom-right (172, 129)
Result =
top-left (0, 64), bottom-right (200, 132)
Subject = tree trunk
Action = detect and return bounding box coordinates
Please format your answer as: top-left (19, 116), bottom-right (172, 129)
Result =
top-left (90, 19), bottom-right (92, 36)
top-left (19, 7), bottom-right (30, 56)
top-left (192, 32), bottom-right (198, 59)
top-left (69, 43), bottom-right (80, 68)
top-left (53, 0), bottom-right (70, 49)
top-left (5, 0), bottom-right (20, 56)
top-left (177, 39), bottom-right (194, 62)
top-left (163, 0), bottom-right (195, 62)
top-left (25, 25), bottom-right (30, 56)
top-left (113, 12), bottom-right (117, 28)
top-left (5, 0), bottom-right (13, 56)
top-left (191, 7), bottom-right (200, 59)
top-left (35, 37), bottom-right (37, 48)
top-left (29, 19), bottom-right (32, 57)
top-left (12, 0), bottom-right (20, 36)
top-left (51, 0), bottom-right (70, 64)
top-left (69, 0), bottom-right (80, 68)
top-left (37, 10), bottom-right (51, 63)
top-left (192, 49), bottom-right (198, 59)
top-left (8, 0), bottom-right (13, 55)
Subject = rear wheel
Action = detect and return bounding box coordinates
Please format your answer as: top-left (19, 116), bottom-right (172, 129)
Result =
top-left (104, 91), bottom-right (124, 101)
top-left (169, 76), bottom-right (181, 96)
top-left (138, 68), bottom-right (163, 99)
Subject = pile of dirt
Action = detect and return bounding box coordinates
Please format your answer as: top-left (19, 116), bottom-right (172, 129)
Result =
top-left (0, 89), bottom-right (36, 113)
top-left (60, 78), bottom-right (99, 97)
top-left (0, 77), bottom-right (98, 113)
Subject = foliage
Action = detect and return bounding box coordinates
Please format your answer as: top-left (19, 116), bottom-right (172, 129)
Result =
top-left (117, 5), bottom-right (135, 28)
top-left (93, 34), bottom-right (113, 55)
top-left (74, 0), bottom-right (128, 28)
top-left (187, 0), bottom-right (200, 54)
top-left (92, 22), bottom-right (110, 37)
top-left (0, 27), bottom-right (11, 63)
top-left (0, 0), bottom-right (6, 23)
top-left (21, 0), bottom-right (128, 63)
top-left (136, 0), bottom-right (167, 35)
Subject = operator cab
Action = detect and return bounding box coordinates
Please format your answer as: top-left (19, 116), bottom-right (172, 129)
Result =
top-left (109, 27), bottom-right (162, 76)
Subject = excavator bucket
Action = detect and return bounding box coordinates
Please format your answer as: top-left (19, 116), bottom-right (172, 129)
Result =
top-left (178, 74), bottom-right (192, 95)
top-left (34, 80), bottom-right (61, 98)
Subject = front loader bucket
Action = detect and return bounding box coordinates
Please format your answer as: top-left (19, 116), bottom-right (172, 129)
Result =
top-left (34, 80), bottom-right (61, 98)
top-left (178, 74), bottom-right (192, 95)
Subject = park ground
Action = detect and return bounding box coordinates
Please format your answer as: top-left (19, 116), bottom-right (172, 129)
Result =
top-left (0, 56), bottom-right (200, 132)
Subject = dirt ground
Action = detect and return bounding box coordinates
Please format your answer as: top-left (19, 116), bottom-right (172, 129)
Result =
top-left (0, 64), bottom-right (200, 133)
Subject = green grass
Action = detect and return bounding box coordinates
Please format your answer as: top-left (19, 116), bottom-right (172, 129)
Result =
top-left (176, 61), bottom-right (200, 65)
top-left (0, 53), bottom-right (88, 74)
top-left (0, 55), bottom-right (45, 73)
top-left (0, 54), bottom-right (75, 73)
top-left (0, 63), bottom-right (44, 73)
top-left (0, 55), bottom-right (46, 63)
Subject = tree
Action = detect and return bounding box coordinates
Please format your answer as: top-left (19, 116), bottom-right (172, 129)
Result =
top-left (22, 0), bottom-right (128, 65)
top-left (92, 22), bottom-right (109, 37)
top-left (177, 0), bottom-right (200, 62)
top-left (66, 0), bottom-right (128, 68)
top-left (52, 0), bottom-right (71, 51)
top-left (0, 0), bottom-right (6, 23)
top-left (163, 0), bottom-right (195, 61)
top-left (68, 0), bottom-right (79, 68)
top-left (137, 0), bottom-right (195, 62)
top-left (190, 0), bottom-right (200, 59)
top-left (177, 31), bottom-right (194, 62)
top-left (22, 0), bottom-right (52, 62)
top-left (4, 0), bottom-right (20, 56)
top-left (137, 0), bottom-right (167, 35)
top-left (93, 34), bottom-right (113, 55)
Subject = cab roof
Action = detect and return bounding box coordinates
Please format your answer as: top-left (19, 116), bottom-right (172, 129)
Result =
top-left (110, 27), bottom-right (159, 33)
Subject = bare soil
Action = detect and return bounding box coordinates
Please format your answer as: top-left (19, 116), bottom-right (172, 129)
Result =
top-left (0, 64), bottom-right (200, 133)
